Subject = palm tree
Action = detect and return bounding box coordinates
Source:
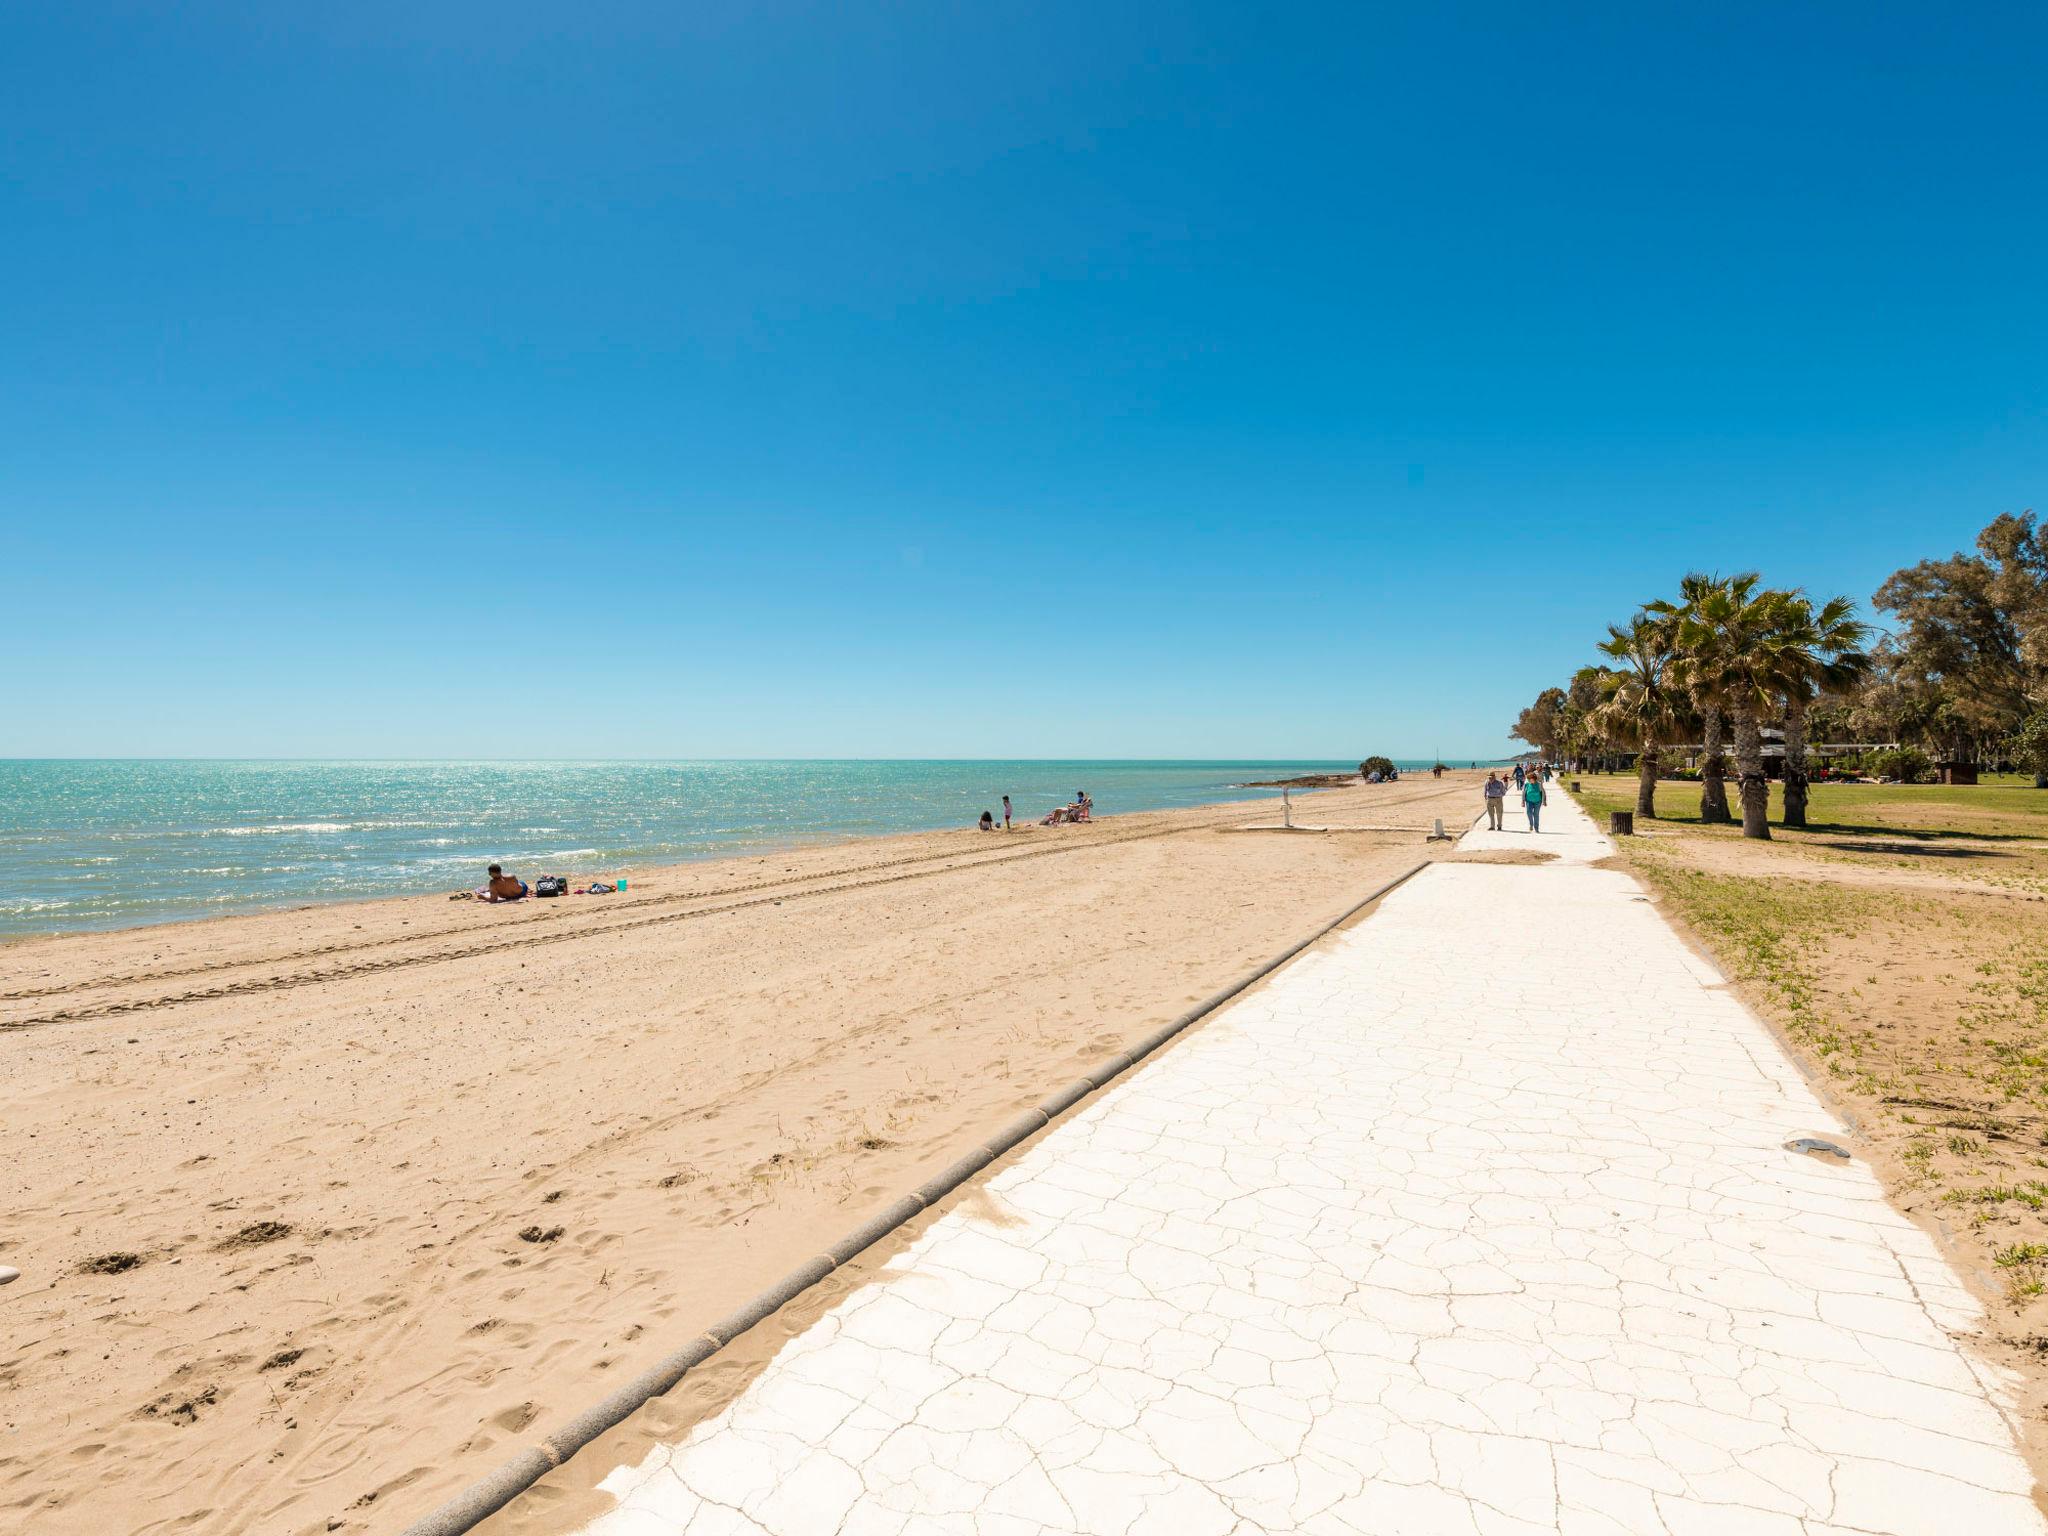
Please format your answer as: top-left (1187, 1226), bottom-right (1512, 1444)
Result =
top-left (1588, 612), bottom-right (1685, 818)
top-left (1673, 575), bottom-right (1799, 839)
top-left (1775, 594), bottom-right (1872, 827)
top-left (1651, 572), bottom-right (1736, 823)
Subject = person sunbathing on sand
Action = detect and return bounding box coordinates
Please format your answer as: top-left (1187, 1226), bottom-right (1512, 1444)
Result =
top-left (477, 864), bottom-right (528, 902)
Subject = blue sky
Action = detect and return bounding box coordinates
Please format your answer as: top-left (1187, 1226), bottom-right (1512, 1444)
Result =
top-left (4, 3), bottom-right (2042, 759)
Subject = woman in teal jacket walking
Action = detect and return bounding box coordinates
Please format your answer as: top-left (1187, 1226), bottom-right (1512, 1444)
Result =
top-left (1522, 771), bottom-right (1547, 832)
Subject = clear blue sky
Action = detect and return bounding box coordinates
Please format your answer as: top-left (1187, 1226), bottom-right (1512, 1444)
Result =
top-left (4, 3), bottom-right (2042, 759)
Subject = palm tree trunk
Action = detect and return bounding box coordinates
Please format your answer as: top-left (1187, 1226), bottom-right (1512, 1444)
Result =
top-left (1637, 740), bottom-right (1658, 817)
top-left (1782, 700), bottom-right (1810, 828)
top-left (1699, 706), bottom-right (1731, 823)
top-left (1733, 706), bottom-right (1771, 840)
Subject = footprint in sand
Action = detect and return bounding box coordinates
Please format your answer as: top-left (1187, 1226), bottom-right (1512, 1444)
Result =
top-left (488, 1401), bottom-right (539, 1434)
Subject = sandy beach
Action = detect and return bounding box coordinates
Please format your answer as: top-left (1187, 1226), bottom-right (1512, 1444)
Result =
top-left (1, 774), bottom-right (1486, 1536)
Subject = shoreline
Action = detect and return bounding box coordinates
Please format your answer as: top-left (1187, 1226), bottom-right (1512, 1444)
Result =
top-left (0, 762), bottom-right (1433, 946)
top-left (2, 781), bottom-right (1337, 954)
top-left (3, 774), bottom-right (1488, 1535)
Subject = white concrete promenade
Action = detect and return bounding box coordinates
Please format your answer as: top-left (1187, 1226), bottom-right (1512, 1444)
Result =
top-left (560, 784), bottom-right (2046, 1535)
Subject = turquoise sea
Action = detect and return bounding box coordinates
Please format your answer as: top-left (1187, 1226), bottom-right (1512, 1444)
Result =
top-left (0, 759), bottom-right (1471, 939)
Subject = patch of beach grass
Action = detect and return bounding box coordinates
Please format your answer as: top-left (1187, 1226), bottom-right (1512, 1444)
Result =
top-left (1945, 1182), bottom-right (2048, 1213)
top-left (1997, 1241), bottom-right (2048, 1302)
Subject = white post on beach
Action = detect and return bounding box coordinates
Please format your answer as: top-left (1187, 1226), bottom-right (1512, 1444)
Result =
top-left (1283, 786), bottom-right (1293, 829)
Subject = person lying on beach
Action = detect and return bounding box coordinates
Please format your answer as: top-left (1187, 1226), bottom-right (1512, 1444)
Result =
top-left (477, 864), bottom-right (529, 902)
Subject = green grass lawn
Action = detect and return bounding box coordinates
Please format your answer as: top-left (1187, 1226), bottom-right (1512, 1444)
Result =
top-left (1570, 773), bottom-right (2048, 838)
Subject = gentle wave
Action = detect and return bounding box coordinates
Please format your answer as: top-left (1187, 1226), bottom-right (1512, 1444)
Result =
top-left (216, 822), bottom-right (353, 836)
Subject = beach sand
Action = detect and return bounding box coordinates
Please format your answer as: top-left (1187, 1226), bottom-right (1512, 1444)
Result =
top-left (1, 775), bottom-right (1485, 1535)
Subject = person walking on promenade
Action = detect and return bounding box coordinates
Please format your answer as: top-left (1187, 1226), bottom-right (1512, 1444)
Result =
top-left (1522, 770), bottom-right (1547, 832)
top-left (1483, 771), bottom-right (1507, 830)
top-left (1512, 763), bottom-right (1526, 791)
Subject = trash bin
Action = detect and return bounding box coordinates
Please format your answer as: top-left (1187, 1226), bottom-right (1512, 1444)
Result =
top-left (1609, 810), bottom-right (1634, 836)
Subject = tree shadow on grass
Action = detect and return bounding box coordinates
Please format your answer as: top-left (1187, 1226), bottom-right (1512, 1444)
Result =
top-left (1800, 820), bottom-right (2042, 845)
top-left (1812, 837), bottom-right (2017, 860)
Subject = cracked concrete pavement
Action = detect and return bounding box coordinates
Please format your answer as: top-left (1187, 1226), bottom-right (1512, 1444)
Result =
top-left (551, 779), bottom-right (2048, 1534)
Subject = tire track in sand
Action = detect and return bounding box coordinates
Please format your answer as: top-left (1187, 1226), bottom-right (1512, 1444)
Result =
top-left (2, 793), bottom-right (1458, 1031)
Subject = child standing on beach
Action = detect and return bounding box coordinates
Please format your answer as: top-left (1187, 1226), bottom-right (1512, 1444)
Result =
top-left (1002, 795), bottom-right (1012, 829)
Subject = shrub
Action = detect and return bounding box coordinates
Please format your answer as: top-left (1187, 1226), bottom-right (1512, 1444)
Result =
top-left (1359, 756), bottom-right (1396, 779)
top-left (2012, 712), bottom-right (2048, 786)
top-left (1865, 746), bottom-right (1932, 783)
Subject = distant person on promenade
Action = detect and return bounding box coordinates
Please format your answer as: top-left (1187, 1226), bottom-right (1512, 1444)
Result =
top-left (1522, 772), bottom-right (1547, 832)
top-left (1002, 795), bottom-right (1012, 830)
top-left (478, 864), bottom-right (528, 902)
top-left (1512, 763), bottom-right (1526, 790)
top-left (1483, 771), bottom-right (1507, 830)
